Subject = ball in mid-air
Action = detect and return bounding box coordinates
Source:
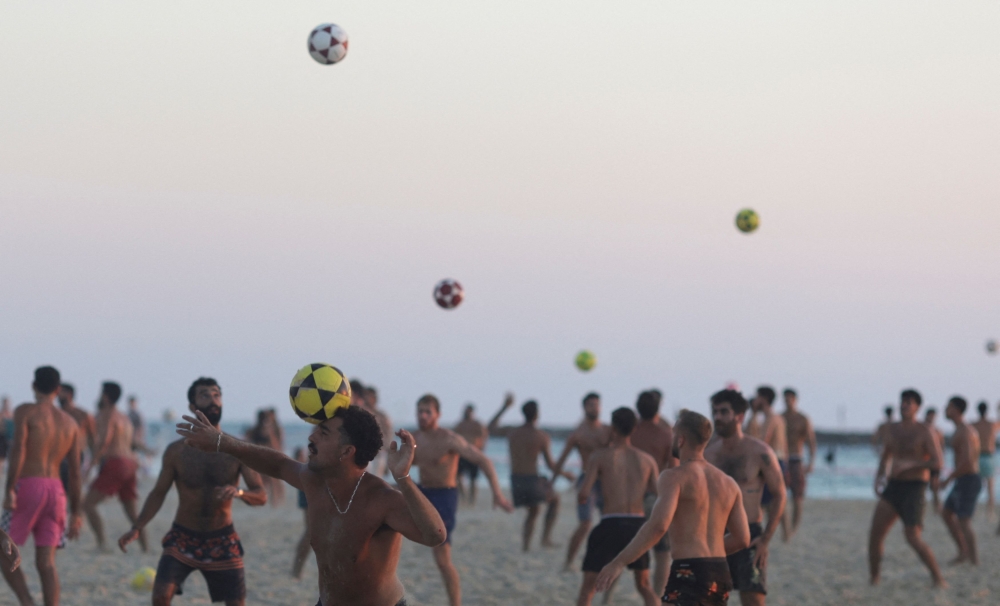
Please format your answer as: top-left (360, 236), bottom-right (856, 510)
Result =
top-left (308, 23), bottom-right (348, 65)
top-left (130, 567), bottom-right (156, 591)
top-left (575, 350), bottom-right (596, 372)
top-left (735, 208), bottom-right (759, 233)
top-left (289, 363), bottom-right (351, 424)
top-left (988, 340), bottom-right (998, 355)
top-left (434, 279), bottom-right (464, 309)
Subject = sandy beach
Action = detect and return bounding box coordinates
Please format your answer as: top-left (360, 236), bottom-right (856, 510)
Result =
top-left (3, 479), bottom-right (998, 606)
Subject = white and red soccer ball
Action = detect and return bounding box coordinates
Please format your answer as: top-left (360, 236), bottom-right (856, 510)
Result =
top-left (434, 279), bottom-right (464, 310)
top-left (308, 24), bottom-right (348, 65)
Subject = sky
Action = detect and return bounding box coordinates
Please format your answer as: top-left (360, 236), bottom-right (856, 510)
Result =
top-left (1, 1), bottom-right (998, 430)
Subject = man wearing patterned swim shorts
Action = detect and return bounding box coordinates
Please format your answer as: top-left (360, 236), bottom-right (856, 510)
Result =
top-left (118, 377), bottom-right (267, 605)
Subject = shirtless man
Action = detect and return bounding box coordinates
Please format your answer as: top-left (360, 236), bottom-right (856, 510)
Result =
top-left (631, 390), bottom-right (675, 596)
top-left (575, 408), bottom-right (658, 606)
top-left (454, 404), bottom-right (488, 505)
top-left (971, 401), bottom-right (997, 517)
top-left (363, 386), bottom-right (393, 479)
top-left (551, 393), bottom-right (612, 571)
top-left (940, 397), bottom-right (981, 565)
top-left (118, 377), bottom-right (267, 605)
top-left (595, 410), bottom-right (750, 606)
top-left (780, 388), bottom-right (816, 541)
top-left (488, 396), bottom-right (564, 551)
top-left (179, 402), bottom-right (447, 606)
top-left (1, 366), bottom-right (83, 606)
top-left (923, 407), bottom-right (946, 513)
top-left (867, 389), bottom-right (945, 587)
top-left (872, 406), bottom-right (894, 453)
top-left (82, 382), bottom-right (143, 552)
top-left (704, 389), bottom-right (785, 606)
top-left (411, 394), bottom-right (512, 606)
top-left (57, 383), bottom-right (95, 493)
top-left (746, 388), bottom-right (787, 517)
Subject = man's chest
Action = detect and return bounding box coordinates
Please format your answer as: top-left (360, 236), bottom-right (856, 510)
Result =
top-left (176, 450), bottom-right (240, 488)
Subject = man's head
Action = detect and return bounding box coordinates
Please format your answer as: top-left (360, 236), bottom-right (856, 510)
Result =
top-left (307, 406), bottom-right (383, 472)
top-left (100, 381), bottom-right (123, 408)
top-left (649, 389), bottom-right (663, 407)
top-left (33, 366), bottom-right (61, 399)
top-left (416, 394), bottom-right (440, 430)
top-left (672, 409), bottom-right (713, 459)
top-left (710, 389), bottom-right (749, 439)
top-left (636, 391), bottom-right (659, 421)
top-left (58, 382), bottom-right (75, 408)
top-left (883, 405), bottom-right (894, 421)
top-left (924, 407), bottom-right (937, 424)
top-left (978, 401), bottom-right (988, 419)
top-left (128, 395), bottom-right (138, 410)
top-left (349, 379), bottom-right (366, 408)
top-left (463, 404), bottom-right (475, 420)
top-left (582, 392), bottom-right (601, 421)
top-left (187, 377), bottom-right (223, 426)
top-left (522, 400), bottom-right (539, 423)
top-left (754, 386), bottom-right (776, 412)
top-left (900, 389), bottom-right (922, 421)
top-left (364, 386), bottom-right (378, 410)
top-left (610, 407), bottom-right (637, 438)
top-left (783, 388), bottom-right (797, 410)
top-left (946, 397), bottom-right (967, 421)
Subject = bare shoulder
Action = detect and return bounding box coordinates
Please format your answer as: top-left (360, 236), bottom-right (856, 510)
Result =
top-left (632, 446), bottom-right (657, 468)
top-left (744, 436), bottom-right (774, 458)
top-left (13, 402), bottom-right (35, 419)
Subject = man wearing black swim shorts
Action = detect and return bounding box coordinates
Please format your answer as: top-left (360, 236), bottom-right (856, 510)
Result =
top-left (940, 396), bottom-right (982, 566)
top-left (867, 389), bottom-right (945, 587)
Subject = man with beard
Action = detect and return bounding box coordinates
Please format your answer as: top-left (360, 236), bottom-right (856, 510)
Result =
top-left (411, 394), bottom-right (512, 606)
top-left (178, 402), bottom-right (447, 606)
top-left (705, 389), bottom-right (785, 606)
top-left (118, 377), bottom-right (267, 605)
top-left (551, 393), bottom-right (612, 571)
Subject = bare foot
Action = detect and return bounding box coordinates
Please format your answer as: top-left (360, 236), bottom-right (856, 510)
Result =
top-left (932, 578), bottom-right (949, 589)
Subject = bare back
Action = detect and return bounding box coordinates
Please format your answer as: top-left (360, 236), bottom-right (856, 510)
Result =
top-left (588, 445), bottom-right (657, 515)
top-left (507, 425), bottom-right (549, 476)
top-left (663, 461), bottom-right (742, 559)
top-left (631, 420), bottom-right (673, 472)
top-left (783, 410), bottom-right (811, 457)
top-left (454, 419), bottom-right (487, 450)
top-left (14, 402), bottom-right (79, 479)
top-left (95, 408), bottom-right (135, 460)
top-left (973, 419), bottom-right (997, 455)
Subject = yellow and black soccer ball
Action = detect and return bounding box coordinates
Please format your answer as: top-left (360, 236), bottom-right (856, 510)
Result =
top-left (735, 208), bottom-right (759, 233)
top-left (289, 363), bottom-right (351, 424)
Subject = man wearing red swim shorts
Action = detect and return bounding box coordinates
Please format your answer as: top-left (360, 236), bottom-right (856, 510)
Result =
top-left (83, 381), bottom-right (144, 552)
top-left (1, 366), bottom-right (83, 606)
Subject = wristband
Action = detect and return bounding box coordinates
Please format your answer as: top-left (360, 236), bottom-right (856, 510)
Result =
top-left (393, 473), bottom-right (410, 482)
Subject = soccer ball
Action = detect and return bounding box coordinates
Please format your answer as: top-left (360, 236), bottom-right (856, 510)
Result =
top-left (735, 209), bottom-right (759, 233)
top-left (988, 340), bottom-right (998, 355)
top-left (308, 23), bottom-right (348, 65)
top-left (434, 279), bottom-right (464, 309)
top-left (289, 363), bottom-right (352, 425)
top-left (130, 567), bottom-right (156, 591)
top-left (575, 350), bottom-right (596, 372)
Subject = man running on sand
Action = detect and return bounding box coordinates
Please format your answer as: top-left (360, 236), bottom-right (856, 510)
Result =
top-left (1, 366), bottom-right (83, 606)
top-left (118, 377), bottom-right (267, 605)
top-left (551, 392), bottom-right (612, 571)
top-left (411, 394), bottom-right (512, 606)
top-left (971, 401), bottom-right (997, 518)
top-left (454, 404), bottom-right (488, 505)
top-left (83, 381), bottom-right (144, 552)
top-left (595, 409), bottom-right (750, 606)
top-left (780, 388), bottom-right (816, 541)
top-left (940, 397), bottom-right (981, 565)
top-left (179, 403), bottom-right (447, 606)
top-left (575, 407), bottom-right (659, 606)
top-left (631, 390), bottom-right (675, 597)
top-left (488, 395), bottom-right (565, 551)
top-left (704, 389), bottom-right (785, 606)
top-left (867, 389), bottom-right (945, 587)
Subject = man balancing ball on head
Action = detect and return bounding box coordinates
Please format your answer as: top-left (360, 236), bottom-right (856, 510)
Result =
top-left (118, 378), bottom-right (268, 606)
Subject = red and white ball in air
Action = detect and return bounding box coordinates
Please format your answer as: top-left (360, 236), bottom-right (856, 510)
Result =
top-left (434, 279), bottom-right (464, 310)
top-left (308, 24), bottom-right (348, 65)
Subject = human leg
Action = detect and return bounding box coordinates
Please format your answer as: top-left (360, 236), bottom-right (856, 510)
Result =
top-left (0, 559), bottom-right (34, 605)
top-left (522, 505), bottom-right (540, 552)
top-left (82, 489), bottom-right (108, 549)
top-left (34, 546), bottom-right (58, 606)
top-left (541, 493), bottom-right (559, 547)
top-left (565, 520), bottom-right (591, 570)
top-left (959, 518), bottom-right (978, 565)
top-left (576, 571), bottom-right (598, 606)
top-left (432, 542), bottom-right (461, 606)
top-left (867, 499), bottom-right (897, 585)
top-left (739, 590), bottom-right (765, 606)
top-left (902, 525), bottom-right (945, 587)
top-left (633, 569), bottom-right (657, 606)
top-left (941, 508), bottom-right (966, 563)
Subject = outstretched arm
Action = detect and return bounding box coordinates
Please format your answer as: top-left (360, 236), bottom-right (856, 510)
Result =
top-left (453, 434), bottom-right (513, 512)
top-left (384, 430), bottom-right (447, 547)
top-left (487, 393), bottom-right (515, 437)
top-left (119, 444), bottom-right (179, 552)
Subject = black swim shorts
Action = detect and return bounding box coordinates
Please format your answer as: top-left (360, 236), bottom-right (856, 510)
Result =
top-left (511, 474), bottom-right (548, 508)
top-left (582, 515), bottom-right (650, 573)
top-left (663, 557), bottom-right (733, 606)
top-left (944, 474), bottom-right (982, 520)
top-left (458, 457), bottom-right (480, 482)
top-left (881, 479), bottom-right (927, 528)
top-left (156, 552), bottom-right (245, 603)
top-left (726, 522), bottom-right (766, 595)
top-left (156, 523), bottom-right (246, 603)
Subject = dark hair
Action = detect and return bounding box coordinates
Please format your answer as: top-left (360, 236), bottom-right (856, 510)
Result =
top-left (756, 386), bottom-right (776, 405)
top-left (187, 377), bottom-right (221, 405)
top-left (948, 397), bottom-right (967, 415)
top-left (883, 406), bottom-right (893, 419)
top-left (675, 409), bottom-right (712, 446)
top-left (349, 379), bottom-right (365, 397)
top-left (783, 388), bottom-right (797, 398)
top-left (611, 407), bottom-right (637, 437)
top-left (332, 406), bottom-right (383, 466)
top-left (636, 391), bottom-right (659, 421)
top-left (417, 394), bottom-right (440, 413)
top-left (34, 366), bottom-right (61, 395)
top-left (60, 382), bottom-right (75, 397)
top-left (979, 401), bottom-right (988, 417)
top-left (711, 389), bottom-right (749, 416)
top-left (925, 407), bottom-right (937, 417)
top-left (901, 389), bottom-right (922, 406)
top-left (522, 400), bottom-right (539, 422)
top-left (649, 389), bottom-right (662, 405)
top-left (102, 381), bottom-right (122, 405)
top-left (582, 392), bottom-right (600, 406)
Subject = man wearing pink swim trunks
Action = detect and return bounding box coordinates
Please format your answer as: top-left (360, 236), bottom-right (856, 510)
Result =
top-left (1, 366), bottom-right (83, 605)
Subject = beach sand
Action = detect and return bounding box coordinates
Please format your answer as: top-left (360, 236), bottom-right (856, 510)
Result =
top-left (4, 481), bottom-right (999, 605)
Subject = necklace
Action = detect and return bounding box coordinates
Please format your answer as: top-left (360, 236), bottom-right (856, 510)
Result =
top-left (325, 471), bottom-right (366, 515)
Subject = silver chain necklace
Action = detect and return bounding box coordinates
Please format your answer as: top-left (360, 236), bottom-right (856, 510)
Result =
top-left (325, 471), bottom-right (366, 515)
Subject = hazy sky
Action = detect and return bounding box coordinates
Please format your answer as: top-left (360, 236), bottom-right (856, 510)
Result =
top-left (1, 2), bottom-right (998, 430)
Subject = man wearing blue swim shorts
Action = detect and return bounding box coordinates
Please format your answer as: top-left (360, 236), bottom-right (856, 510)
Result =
top-left (972, 401), bottom-right (997, 518)
top-left (941, 397), bottom-right (982, 565)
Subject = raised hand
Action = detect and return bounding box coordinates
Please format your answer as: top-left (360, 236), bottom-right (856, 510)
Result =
top-left (176, 411), bottom-right (223, 451)
top-left (502, 392), bottom-right (515, 409)
top-left (0, 531), bottom-right (19, 572)
top-left (388, 429), bottom-right (416, 481)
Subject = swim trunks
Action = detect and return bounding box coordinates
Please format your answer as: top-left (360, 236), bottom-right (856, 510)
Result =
top-left (511, 474), bottom-right (548, 508)
top-left (157, 523), bottom-right (246, 603)
top-left (581, 514), bottom-right (650, 572)
top-left (979, 453), bottom-right (995, 478)
top-left (576, 474), bottom-right (604, 522)
top-left (761, 460), bottom-right (787, 506)
top-left (663, 557), bottom-right (733, 606)
top-left (458, 457), bottom-right (480, 483)
top-left (785, 457), bottom-right (807, 499)
top-left (418, 486), bottom-right (458, 544)
top-left (726, 522), bottom-right (766, 595)
top-left (944, 474), bottom-right (982, 520)
top-left (91, 456), bottom-right (139, 502)
top-left (6, 478), bottom-right (66, 547)
top-left (643, 493), bottom-right (669, 553)
top-left (880, 479), bottom-right (927, 528)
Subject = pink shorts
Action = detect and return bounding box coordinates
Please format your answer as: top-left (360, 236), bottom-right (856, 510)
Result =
top-left (8, 478), bottom-right (66, 547)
